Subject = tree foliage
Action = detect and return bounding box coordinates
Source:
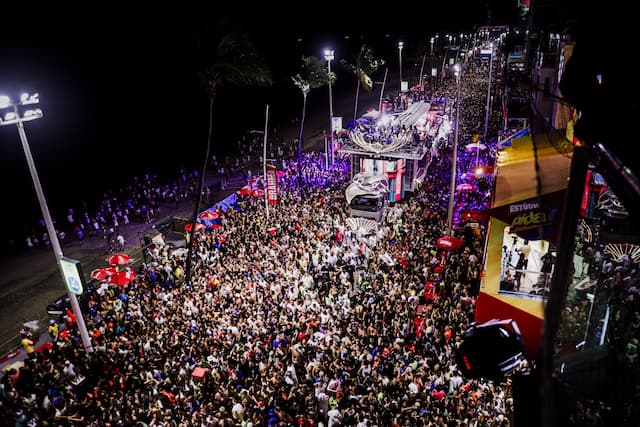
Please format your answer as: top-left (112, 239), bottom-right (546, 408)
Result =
top-left (340, 44), bottom-right (384, 91)
top-left (292, 55), bottom-right (335, 96)
top-left (197, 31), bottom-right (272, 93)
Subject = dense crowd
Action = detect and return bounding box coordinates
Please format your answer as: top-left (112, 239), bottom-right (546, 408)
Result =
top-left (2, 59), bottom-right (515, 426)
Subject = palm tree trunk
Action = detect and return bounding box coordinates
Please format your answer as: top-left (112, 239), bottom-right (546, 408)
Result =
top-left (185, 91), bottom-right (216, 287)
top-left (297, 92), bottom-right (307, 188)
top-left (353, 79), bottom-right (360, 121)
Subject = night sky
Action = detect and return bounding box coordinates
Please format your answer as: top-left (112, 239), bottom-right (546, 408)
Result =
top-left (0, 3), bottom-right (519, 251)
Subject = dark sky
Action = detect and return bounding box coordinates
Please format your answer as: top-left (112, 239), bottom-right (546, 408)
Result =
top-left (0, 3), bottom-right (519, 250)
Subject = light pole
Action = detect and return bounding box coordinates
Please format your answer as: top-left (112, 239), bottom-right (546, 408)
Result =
top-left (398, 41), bottom-right (404, 91)
top-left (446, 65), bottom-right (462, 236)
top-left (430, 37), bottom-right (435, 55)
top-left (483, 42), bottom-right (494, 140)
top-left (324, 48), bottom-right (335, 166)
top-left (0, 93), bottom-right (93, 355)
top-left (419, 45), bottom-right (428, 90)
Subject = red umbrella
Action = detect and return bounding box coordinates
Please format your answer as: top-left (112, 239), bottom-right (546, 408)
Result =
top-left (460, 210), bottom-right (489, 221)
top-left (37, 342), bottom-right (53, 353)
top-left (184, 222), bottom-right (205, 233)
top-left (239, 186), bottom-right (252, 197)
top-left (456, 183), bottom-right (475, 192)
top-left (252, 189), bottom-right (265, 197)
top-left (198, 210), bottom-right (219, 220)
top-left (209, 223), bottom-right (222, 229)
top-left (436, 236), bottom-right (464, 251)
top-left (90, 267), bottom-right (118, 281)
top-left (106, 269), bottom-right (137, 286)
top-left (473, 165), bottom-right (494, 175)
top-left (105, 253), bottom-right (132, 266)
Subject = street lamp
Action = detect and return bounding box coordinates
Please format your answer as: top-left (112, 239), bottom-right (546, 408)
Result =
top-left (398, 41), bottom-right (404, 90)
top-left (430, 37), bottom-right (435, 55)
top-left (324, 48), bottom-right (335, 166)
top-left (0, 93), bottom-right (94, 355)
top-left (483, 42), bottom-right (494, 140)
top-left (446, 64), bottom-right (462, 236)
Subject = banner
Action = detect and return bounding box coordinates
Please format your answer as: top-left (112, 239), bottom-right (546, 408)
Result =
top-left (331, 116), bottom-right (343, 133)
top-left (266, 164), bottom-right (278, 205)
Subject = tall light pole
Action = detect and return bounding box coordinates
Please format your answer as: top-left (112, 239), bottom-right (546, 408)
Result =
top-left (483, 42), bottom-right (494, 140)
top-left (0, 93), bottom-right (93, 355)
top-left (398, 41), bottom-right (404, 90)
top-left (430, 37), bottom-right (435, 55)
top-left (418, 46), bottom-right (427, 90)
top-left (446, 65), bottom-right (462, 236)
top-left (324, 48), bottom-right (335, 165)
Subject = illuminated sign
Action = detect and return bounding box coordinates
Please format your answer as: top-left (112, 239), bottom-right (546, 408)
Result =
top-left (510, 210), bottom-right (549, 233)
top-left (507, 198), bottom-right (559, 236)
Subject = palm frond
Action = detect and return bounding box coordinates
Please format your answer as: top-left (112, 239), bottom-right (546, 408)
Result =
top-left (340, 58), bottom-right (358, 74)
top-left (201, 31), bottom-right (272, 89)
top-left (292, 56), bottom-right (334, 93)
top-left (361, 47), bottom-right (385, 75)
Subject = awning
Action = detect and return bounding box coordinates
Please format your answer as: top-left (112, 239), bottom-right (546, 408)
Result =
top-left (489, 132), bottom-right (573, 242)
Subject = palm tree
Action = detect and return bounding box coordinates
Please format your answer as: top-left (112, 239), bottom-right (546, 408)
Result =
top-left (184, 28), bottom-right (272, 287)
top-left (292, 56), bottom-right (335, 183)
top-left (340, 45), bottom-right (385, 121)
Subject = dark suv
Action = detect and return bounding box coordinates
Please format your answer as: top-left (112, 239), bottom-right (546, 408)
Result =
top-left (46, 281), bottom-right (96, 316)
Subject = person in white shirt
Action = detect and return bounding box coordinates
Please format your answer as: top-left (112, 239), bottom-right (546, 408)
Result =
top-left (63, 360), bottom-right (77, 380)
top-left (327, 407), bottom-right (342, 427)
top-left (116, 234), bottom-right (125, 250)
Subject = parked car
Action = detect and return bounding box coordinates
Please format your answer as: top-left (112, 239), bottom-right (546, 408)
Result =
top-left (46, 281), bottom-right (96, 316)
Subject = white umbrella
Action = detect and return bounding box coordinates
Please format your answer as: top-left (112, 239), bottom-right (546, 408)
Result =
top-left (465, 142), bottom-right (487, 151)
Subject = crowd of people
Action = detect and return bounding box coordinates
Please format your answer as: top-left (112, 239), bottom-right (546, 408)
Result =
top-left (2, 57), bottom-right (514, 426)
top-left (21, 168), bottom-right (202, 253)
